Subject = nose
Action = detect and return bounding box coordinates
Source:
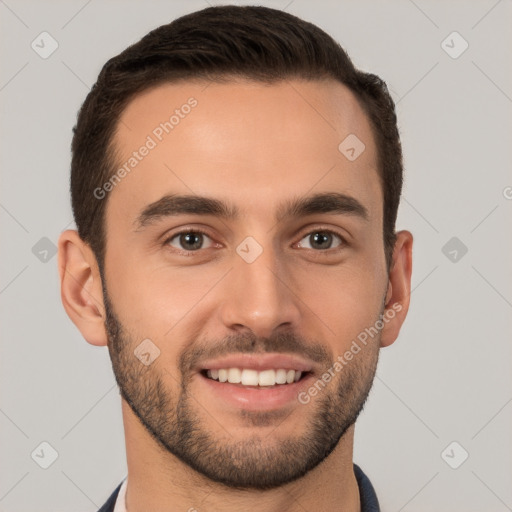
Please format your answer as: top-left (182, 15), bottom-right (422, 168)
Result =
top-left (218, 240), bottom-right (301, 339)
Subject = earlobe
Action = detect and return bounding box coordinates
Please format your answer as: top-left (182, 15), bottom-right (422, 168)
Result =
top-left (380, 230), bottom-right (413, 348)
top-left (57, 230), bottom-right (108, 347)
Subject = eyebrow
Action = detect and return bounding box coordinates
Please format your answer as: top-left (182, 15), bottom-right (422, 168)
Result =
top-left (134, 192), bottom-right (369, 229)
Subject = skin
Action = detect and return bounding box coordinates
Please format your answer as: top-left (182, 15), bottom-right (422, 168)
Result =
top-left (58, 78), bottom-right (413, 512)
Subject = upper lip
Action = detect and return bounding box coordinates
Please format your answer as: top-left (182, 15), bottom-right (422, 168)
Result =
top-left (197, 353), bottom-right (316, 373)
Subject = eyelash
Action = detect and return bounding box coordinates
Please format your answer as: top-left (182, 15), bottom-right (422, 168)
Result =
top-left (162, 227), bottom-right (348, 255)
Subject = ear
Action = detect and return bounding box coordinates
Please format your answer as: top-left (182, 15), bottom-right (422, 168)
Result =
top-left (57, 229), bottom-right (108, 346)
top-left (379, 230), bottom-right (413, 348)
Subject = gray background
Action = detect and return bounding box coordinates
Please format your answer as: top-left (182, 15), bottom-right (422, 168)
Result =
top-left (1, 0), bottom-right (511, 510)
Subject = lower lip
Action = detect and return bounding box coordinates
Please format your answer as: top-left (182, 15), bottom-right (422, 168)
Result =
top-left (198, 372), bottom-right (315, 411)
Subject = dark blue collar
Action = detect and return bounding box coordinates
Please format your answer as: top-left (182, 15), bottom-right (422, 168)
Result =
top-left (354, 463), bottom-right (381, 511)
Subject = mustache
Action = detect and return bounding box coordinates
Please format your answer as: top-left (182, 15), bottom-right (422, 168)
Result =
top-left (180, 330), bottom-right (331, 374)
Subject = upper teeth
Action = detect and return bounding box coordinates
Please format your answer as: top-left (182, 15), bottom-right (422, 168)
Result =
top-left (206, 368), bottom-right (302, 386)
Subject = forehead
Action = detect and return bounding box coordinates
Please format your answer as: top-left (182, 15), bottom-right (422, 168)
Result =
top-left (106, 78), bottom-right (381, 229)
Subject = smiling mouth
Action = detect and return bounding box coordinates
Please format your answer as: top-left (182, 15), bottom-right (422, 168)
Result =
top-left (200, 368), bottom-right (311, 388)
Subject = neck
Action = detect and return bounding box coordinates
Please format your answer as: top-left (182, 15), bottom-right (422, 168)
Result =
top-left (121, 400), bottom-right (361, 512)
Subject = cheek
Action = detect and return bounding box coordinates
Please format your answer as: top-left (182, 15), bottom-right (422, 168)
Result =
top-left (295, 264), bottom-right (385, 347)
top-left (108, 261), bottom-right (222, 339)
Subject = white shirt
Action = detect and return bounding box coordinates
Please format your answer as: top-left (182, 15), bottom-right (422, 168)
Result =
top-left (113, 476), bottom-right (128, 512)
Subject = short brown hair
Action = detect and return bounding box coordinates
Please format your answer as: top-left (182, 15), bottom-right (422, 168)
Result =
top-left (70, 5), bottom-right (403, 272)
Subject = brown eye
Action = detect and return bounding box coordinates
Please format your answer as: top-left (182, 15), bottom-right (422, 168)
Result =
top-left (297, 230), bottom-right (345, 250)
top-left (165, 230), bottom-right (213, 252)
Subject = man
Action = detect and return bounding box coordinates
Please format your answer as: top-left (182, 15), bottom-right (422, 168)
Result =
top-left (58, 5), bottom-right (412, 511)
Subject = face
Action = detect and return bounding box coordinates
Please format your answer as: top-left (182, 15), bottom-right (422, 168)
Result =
top-left (101, 78), bottom-right (390, 489)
